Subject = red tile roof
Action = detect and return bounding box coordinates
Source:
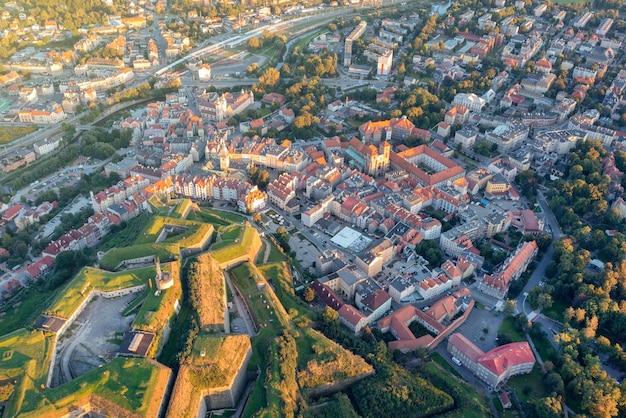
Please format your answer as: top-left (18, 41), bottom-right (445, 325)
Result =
top-left (478, 342), bottom-right (535, 376)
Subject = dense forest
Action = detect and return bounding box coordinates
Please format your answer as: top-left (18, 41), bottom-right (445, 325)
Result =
top-left (515, 140), bottom-right (626, 416)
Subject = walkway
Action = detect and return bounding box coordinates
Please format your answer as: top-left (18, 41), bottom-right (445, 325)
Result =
top-left (261, 238), bottom-right (271, 264)
top-left (224, 271), bottom-right (256, 336)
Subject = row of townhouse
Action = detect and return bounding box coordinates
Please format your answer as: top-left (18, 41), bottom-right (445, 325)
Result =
top-left (90, 175), bottom-right (151, 213)
top-left (154, 174), bottom-right (268, 213)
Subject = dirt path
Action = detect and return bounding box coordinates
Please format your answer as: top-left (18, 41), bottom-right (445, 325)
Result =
top-left (224, 271), bottom-right (256, 336)
top-left (262, 238), bottom-right (271, 264)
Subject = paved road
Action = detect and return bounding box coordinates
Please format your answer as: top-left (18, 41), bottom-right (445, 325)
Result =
top-left (537, 190), bottom-right (563, 238)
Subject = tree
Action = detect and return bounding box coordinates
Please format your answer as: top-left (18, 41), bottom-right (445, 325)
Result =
top-left (321, 306), bottom-right (338, 325)
top-left (503, 300), bottom-right (517, 316)
top-left (529, 397), bottom-right (563, 418)
top-left (247, 37), bottom-right (261, 50)
top-left (253, 213), bottom-right (262, 224)
top-left (258, 67), bottom-right (280, 88)
top-left (537, 292), bottom-right (553, 310)
top-left (515, 313), bottom-right (530, 334)
top-left (303, 287), bottom-right (315, 303)
top-left (543, 372), bottom-right (565, 397)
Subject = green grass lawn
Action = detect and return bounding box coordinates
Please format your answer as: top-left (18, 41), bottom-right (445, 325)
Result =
top-left (212, 226), bottom-right (260, 265)
top-left (0, 287), bottom-right (59, 335)
top-left (255, 240), bottom-right (267, 264)
top-left (529, 326), bottom-right (558, 363)
top-left (17, 357), bottom-right (169, 417)
top-left (196, 208), bottom-right (246, 224)
top-left (147, 195), bottom-right (169, 216)
top-left (498, 316), bottom-right (526, 342)
top-left (134, 262), bottom-right (182, 333)
top-left (98, 214), bottom-right (150, 251)
top-left (541, 297), bottom-right (570, 323)
top-left (419, 362), bottom-right (491, 418)
top-left (46, 266), bottom-right (155, 318)
top-left (243, 368), bottom-right (267, 418)
top-left (290, 28), bottom-right (327, 54)
top-left (211, 225), bottom-right (243, 251)
top-left (0, 330), bottom-right (55, 417)
top-left (265, 241), bottom-right (286, 263)
top-left (221, 225), bottom-right (243, 241)
top-left (171, 199), bottom-right (193, 219)
top-left (228, 263), bottom-right (289, 333)
top-left (430, 352), bottom-right (463, 378)
top-left (100, 243), bottom-right (179, 270)
top-left (256, 262), bottom-right (314, 322)
top-left (507, 364), bottom-right (548, 404)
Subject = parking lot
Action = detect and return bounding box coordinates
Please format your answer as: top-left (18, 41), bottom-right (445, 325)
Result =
top-left (290, 233), bottom-right (321, 271)
top-left (454, 307), bottom-right (505, 353)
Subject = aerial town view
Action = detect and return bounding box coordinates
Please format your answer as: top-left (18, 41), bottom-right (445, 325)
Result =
top-left (1, 0), bottom-right (626, 416)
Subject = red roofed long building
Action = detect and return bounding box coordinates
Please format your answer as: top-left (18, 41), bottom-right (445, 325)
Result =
top-left (479, 241), bottom-right (538, 299)
top-left (448, 333), bottom-right (535, 387)
top-left (391, 145), bottom-right (465, 187)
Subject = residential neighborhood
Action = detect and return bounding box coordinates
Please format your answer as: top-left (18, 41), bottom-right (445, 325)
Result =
top-left (0, 0), bottom-right (625, 416)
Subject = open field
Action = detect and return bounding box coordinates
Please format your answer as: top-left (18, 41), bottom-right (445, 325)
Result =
top-left (229, 262), bottom-right (289, 333)
top-left (0, 287), bottom-right (60, 335)
top-left (100, 215), bottom-right (213, 269)
top-left (211, 225), bottom-right (243, 251)
top-left (17, 357), bottom-right (171, 418)
top-left (265, 240), bottom-right (286, 263)
top-left (167, 334), bottom-right (251, 417)
top-left (256, 262), bottom-right (313, 321)
top-left (212, 226), bottom-right (261, 265)
top-left (100, 243), bottom-right (180, 270)
top-left (148, 195), bottom-right (170, 215)
top-left (188, 208), bottom-right (246, 227)
top-left (46, 266), bottom-right (154, 318)
top-left (171, 199), bottom-right (194, 219)
top-left (0, 330), bottom-right (55, 417)
top-left (0, 126), bottom-right (37, 144)
top-left (133, 216), bottom-right (209, 246)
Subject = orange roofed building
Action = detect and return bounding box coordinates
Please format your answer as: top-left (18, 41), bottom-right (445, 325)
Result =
top-left (391, 144), bottom-right (466, 187)
top-left (448, 333), bottom-right (535, 387)
top-left (378, 288), bottom-right (474, 352)
top-left (479, 240), bottom-right (538, 299)
top-left (359, 116), bottom-right (430, 143)
top-left (346, 137), bottom-right (391, 177)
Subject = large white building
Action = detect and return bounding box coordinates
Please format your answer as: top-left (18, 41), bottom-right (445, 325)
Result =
top-left (453, 93), bottom-right (487, 112)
